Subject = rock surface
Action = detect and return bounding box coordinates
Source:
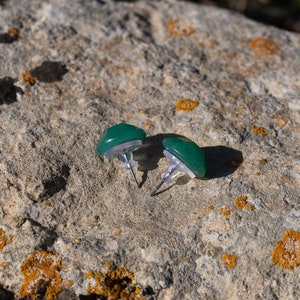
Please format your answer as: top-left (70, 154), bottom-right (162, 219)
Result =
top-left (0, 0), bottom-right (300, 299)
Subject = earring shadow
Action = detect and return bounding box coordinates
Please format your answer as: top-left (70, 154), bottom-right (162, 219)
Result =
top-left (151, 145), bottom-right (244, 196)
top-left (134, 134), bottom-right (243, 193)
top-left (202, 146), bottom-right (243, 179)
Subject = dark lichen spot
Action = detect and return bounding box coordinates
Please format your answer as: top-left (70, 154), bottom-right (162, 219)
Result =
top-left (0, 77), bottom-right (23, 105)
top-left (30, 61), bottom-right (68, 83)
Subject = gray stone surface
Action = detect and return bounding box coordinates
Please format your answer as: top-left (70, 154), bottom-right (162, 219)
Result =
top-left (0, 0), bottom-right (300, 299)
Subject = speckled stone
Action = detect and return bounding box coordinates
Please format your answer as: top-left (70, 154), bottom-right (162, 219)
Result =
top-left (0, 0), bottom-right (299, 299)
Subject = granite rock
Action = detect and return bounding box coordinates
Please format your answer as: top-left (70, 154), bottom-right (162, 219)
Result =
top-left (0, 0), bottom-right (300, 299)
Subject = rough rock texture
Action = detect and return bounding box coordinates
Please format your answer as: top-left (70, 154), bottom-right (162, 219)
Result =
top-left (0, 0), bottom-right (299, 299)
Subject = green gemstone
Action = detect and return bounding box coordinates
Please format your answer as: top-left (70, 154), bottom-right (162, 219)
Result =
top-left (162, 137), bottom-right (206, 177)
top-left (96, 123), bottom-right (146, 155)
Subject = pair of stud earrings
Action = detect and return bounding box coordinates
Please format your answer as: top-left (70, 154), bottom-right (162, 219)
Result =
top-left (96, 123), bottom-right (206, 196)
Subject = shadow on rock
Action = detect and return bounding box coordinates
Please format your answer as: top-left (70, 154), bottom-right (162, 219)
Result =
top-left (203, 146), bottom-right (243, 179)
top-left (0, 77), bottom-right (23, 105)
top-left (0, 284), bottom-right (14, 300)
top-left (135, 134), bottom-right (243, 193)
top-left (30, 61), bottom-right (68, 83)
top-left (0, 32), bottom-right (18, 43)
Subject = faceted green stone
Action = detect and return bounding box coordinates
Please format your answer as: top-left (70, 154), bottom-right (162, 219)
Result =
top-left (96, 123), bottom-right (146, 155)
top-left (162, 137), bottom-right (206, 177)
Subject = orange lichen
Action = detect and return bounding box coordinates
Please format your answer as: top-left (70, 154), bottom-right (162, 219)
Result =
top-left (222, 209), bottom-right (231, 217)
top-left (86, 271), bottom-right (94, 279)
top-left (272, 230), bottom-right (300, 269)
top-left (0, 229), bottom-right (13, 250)
top-left (21, 72), bottom-right (36, 86)
top-left (0, 236), bottom-right (7, 250)
top-left (251, 125), bottom-right (266, 137)
top-left (222, 254), bottom-right (237, 269)
top-left (72, 238), bottom-right (81, 244)
top-left (19, 250), bottom-right (62, 300)
top-left (258, 158), bottom-right (268, 166)
top-left (7, 234), bottom-right (13, 244)
top-left (62, 280), bottom-right (73, 287)
top-left (176, 99), bottom-right (199, 112)
top-left (114, 229), bottom-right (122, 236)
top-left (249, 37), bottom-right (280, 55)
top-left (234, 195), bottom-right (255, 211)
top-left (0, 262), bottom-right (9, 268)
top-left (277, 117), bottom-right (287, 127)
top-left (105, 261), bottom-right (113, 270)
top-left (218, 206), bottom-right (231, 216)
top-left (143, 123), bottom-right (151, 129)
top-left (8, 27), bottom-right (20, 37)
top-left (207, 205), bottom-right (214, 210)
top-left (168, 18), bottom-right (195, 36)
top-left (86, 267), bottom-right (144, 300)
top-left (44, 199), bottom-right (52, 207)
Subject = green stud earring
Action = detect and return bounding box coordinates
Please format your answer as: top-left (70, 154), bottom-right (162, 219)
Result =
top-left (97, 123), bottom-right (146, 187)
top-left (151, 137), bottom-right (206, 196)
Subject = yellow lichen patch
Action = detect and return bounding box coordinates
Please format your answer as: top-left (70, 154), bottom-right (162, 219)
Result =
top-left (87, 267), bottom-right (144, 300)
top-left (249, 37), bottom-right (280, 55)
top-left (20, 72), bottom-right (36, 86)
top-left (272, 231), bottom-right (300, 269)
top-left (207, 205), bottom-right (214, 211)
top-left (251, 125), bottom-right (266, 137)
top-left (234, 195), bottom-right (255, 211)
top-left (168, 18), bottom-right (195, 36)
top-left (176, 99), bottom-right (199, 112)
top-left (19, 250), bottom-right (62, 300)
top-left (222, 254), bottom-right (237, 269)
